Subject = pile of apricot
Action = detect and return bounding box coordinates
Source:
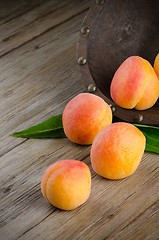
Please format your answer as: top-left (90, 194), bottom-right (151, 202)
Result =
top-left (41, 55), bottom-right (158, 210)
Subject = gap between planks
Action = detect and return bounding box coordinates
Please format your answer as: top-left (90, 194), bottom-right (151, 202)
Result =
top-left (0, 8), bottom-right (89, 59)
top-left (0, 0), bottom-right (47, 25)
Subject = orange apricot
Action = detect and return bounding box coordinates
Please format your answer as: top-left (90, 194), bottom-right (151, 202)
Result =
top-left (154, 53), bottom-right (159, 80)
top-left (41, 160), bottom-right (91, 210)
top-left (91, 122), bottom-right (146, 179)
top-left (110, 56), bottom-right (159, 110)
top-left (62, 93), bottom-right (112, 145)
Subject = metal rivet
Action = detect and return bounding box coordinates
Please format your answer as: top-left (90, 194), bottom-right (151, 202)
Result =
top-left (96, 0), bottom-right (104, 5)
top-left (78, 57), bottom-right (87, 65)
top-left (81, 26), bottom-right (90, 36)
top-left (135, 114), bottom-right (143, 123)
top-left (88, 84), bottom-right (96, 93)
top-left (109, 104), bottom-right (116, 113)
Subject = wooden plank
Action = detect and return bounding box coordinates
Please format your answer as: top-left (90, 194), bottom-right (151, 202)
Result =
top-left (112, 200), bottom-right (159, 240)
top-left (0, 147), bottom-right (158, 239)
top-left (0, 0), bottom-right (90, 57)
top-left (0, 11), bottom-right (87, 157)
top-left (0, 140), bottom-right (91, 239)
top-left (0, 0), bottom-right (46, 24)
top-left (74, 170), bottom-right (159, 240)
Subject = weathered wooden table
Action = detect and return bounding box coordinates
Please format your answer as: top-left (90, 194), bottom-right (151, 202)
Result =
top-left (0, 0), bottom-right (159, 239)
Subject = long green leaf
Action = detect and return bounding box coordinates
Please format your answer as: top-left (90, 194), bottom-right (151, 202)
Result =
top-left (11, 114), bottom-right (66, 139)
top-left (11, 114), bottom-right (159, 154)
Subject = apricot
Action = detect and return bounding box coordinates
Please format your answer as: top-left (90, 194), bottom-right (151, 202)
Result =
top-left (110, 56), bottom-right (159, 110)
top-left (154, 53), bottom-right (159, 80)
top-left (41, 160), bottom-right (91, 210)
top-left (62, 93), bottom-right (112, 145)
top-left (91, 122), bottom-right (146, 179)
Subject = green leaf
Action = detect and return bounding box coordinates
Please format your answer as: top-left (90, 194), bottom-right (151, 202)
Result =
top-left (11, 114), bottom-right (66, 139)
top-left (134, 124), bottom-right (159, 154)
top-left (11, 113), bottom-right (159, 154)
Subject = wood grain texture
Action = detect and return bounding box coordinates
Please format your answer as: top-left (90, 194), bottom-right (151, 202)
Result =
top-left (0, 0), bottom-right (89, 157)
top-left (0, 0), bottom-right (89, 57)
top-left (0, 0), bottom-right (159, 240)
